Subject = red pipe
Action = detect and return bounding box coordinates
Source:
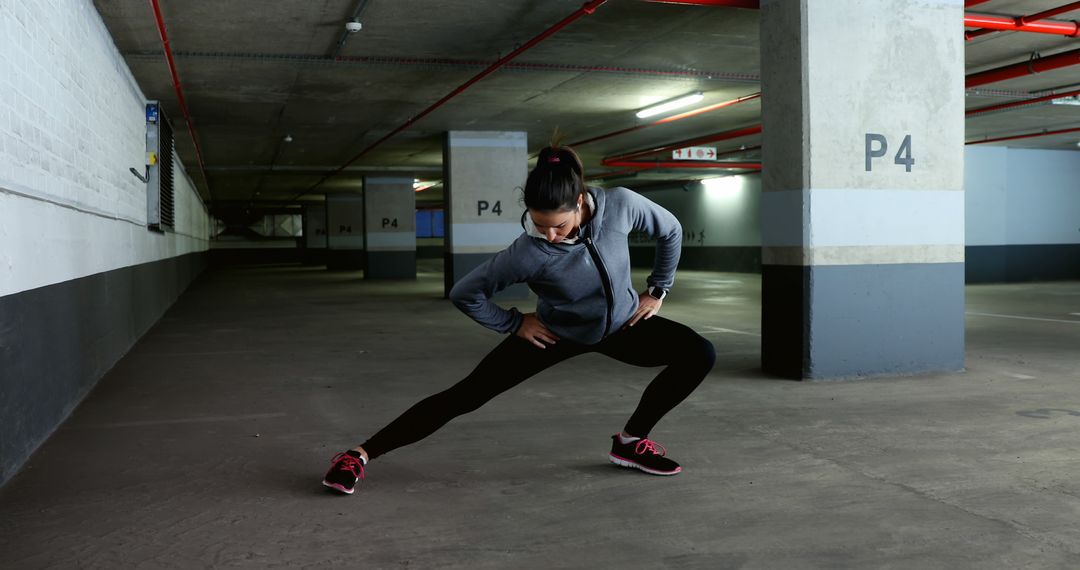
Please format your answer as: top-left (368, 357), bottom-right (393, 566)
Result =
top-left (568, 92), bottom-right (761, 148)
top-left (603, 160), bottom-right (761, 170)
top-left (967, 2), bottom-right (1080, 40)
top-left (603, 124), bottom-right (761, 164)
top-left (640, 0), bottom-right (759, 7)
top-left (966, 47), bottom-right (1080, 87)
top-left (966, 88), bottom-right (1080, 115)
top-left (966, 125), bottom-right (1080, 144)
top-left (300, 0), bottom-right (608, 196)
top-left (964, 13), bottom-right (1080, 38)
top-left (149, 0), bottom-right (211, 200)
top-left (1019, 1), bottom-right (1080, 24)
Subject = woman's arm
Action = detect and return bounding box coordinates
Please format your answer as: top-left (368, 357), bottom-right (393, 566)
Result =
top-left (621, 188), bottom-right (682, 292)
top-left (448, 236), bottom-right (543, 335)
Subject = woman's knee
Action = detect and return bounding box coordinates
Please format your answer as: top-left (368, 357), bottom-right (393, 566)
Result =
top-left (683, 333), bottom-right (717, 371)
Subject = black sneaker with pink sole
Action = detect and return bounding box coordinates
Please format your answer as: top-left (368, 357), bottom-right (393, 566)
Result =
top-left (609, 435), bottom-right (682, 476)
top-left (322, 450), bottom-right (366, 494)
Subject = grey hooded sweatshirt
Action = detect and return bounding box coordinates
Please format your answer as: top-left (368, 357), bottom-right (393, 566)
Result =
top-left (449, 186), bottom-right (682, 345)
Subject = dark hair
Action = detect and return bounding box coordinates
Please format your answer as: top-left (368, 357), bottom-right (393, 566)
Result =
top-left (523, 145), bottom-right (586, 212)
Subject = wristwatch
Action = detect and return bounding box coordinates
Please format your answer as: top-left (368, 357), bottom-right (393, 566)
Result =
top-left (648, 286), bottom-right (668, 301)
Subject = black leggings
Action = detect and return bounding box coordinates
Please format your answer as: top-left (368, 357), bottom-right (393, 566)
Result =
top-left (361, 316), bottom-right (716, 460)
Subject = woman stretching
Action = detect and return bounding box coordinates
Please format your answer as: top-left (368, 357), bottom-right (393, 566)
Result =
top-left (322, 144), bottom-right (716, 494)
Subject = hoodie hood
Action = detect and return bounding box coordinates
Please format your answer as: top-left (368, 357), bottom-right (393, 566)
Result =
top-left (519, 188), bottom-right (607, 255)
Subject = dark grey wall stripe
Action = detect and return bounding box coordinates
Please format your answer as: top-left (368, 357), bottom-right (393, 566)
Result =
top-left (966, 244), bottom-right (1080, 283)
top-left (0, 252), bottom-right (207, 487)
top-left (631, 246), bottom-right (761, 273)
top-left (634, 245), bottom-right (1080, 284)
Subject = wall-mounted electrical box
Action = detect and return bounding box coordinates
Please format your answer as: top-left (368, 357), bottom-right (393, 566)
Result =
top-left (145, 101), bottom-right (175, 232)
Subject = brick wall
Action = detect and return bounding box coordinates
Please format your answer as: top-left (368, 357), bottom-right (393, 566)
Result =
top-left (0, 0), bottom-right (208, 298)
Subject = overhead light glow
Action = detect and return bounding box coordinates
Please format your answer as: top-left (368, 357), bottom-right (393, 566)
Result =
top-left (635, 92), bottom-right (705, 119)
top-left (701, 176), bottom-right (740, 199)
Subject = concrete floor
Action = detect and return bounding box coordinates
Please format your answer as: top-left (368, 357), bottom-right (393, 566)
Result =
top-left (2, 261), bottom-right (1080, 569)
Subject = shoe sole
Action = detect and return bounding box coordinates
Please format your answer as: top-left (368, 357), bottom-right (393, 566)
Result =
top-left (322, 480), bottom-right (355, 494)
top-left (609, 453), bottom-right (682, 476)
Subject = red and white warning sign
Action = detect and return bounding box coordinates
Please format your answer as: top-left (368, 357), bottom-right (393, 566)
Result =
top-left (672, 146), bottom-right (717, 160)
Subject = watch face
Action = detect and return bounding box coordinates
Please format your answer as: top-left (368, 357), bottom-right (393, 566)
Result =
top-left (650, 288), bottom-right (664, 300)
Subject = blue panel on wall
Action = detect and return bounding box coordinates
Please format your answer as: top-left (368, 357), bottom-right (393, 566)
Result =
top-left (433, 210), bottom-right (444, 238)
top-left (416, 210), bottom-right (432, 238)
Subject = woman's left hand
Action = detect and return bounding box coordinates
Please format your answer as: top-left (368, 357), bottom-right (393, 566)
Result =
top-left (627, 291), bottom-right (662, 327)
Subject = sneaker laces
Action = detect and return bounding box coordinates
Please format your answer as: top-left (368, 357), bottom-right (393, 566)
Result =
top-left (331, 452), bottom-right (366, 480)
top-left (634, 438), bottom-right (667, 457)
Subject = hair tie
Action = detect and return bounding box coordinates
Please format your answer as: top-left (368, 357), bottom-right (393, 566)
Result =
top-left (548, 155), bottom-right (561, 163)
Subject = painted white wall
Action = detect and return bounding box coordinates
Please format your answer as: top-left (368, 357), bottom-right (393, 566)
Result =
top-left (626, 173), bottom-right (762, 247)
top-left (966, 147), bottom-right (1080, 246)
top-left (0, 0), bottom-right (208, 298)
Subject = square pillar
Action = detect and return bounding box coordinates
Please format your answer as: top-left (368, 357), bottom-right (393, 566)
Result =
top-left (325, 193), bottom-right (365, 271)
top-left (759, 0), bottom-right (965, 379)
top-left (443, 131), bottom-right (529, 299)
top-left (363, 176), bottom-right (416, 279)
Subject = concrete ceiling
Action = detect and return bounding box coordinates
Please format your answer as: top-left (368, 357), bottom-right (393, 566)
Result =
top-left (93, 0), bottom-right (1080, 208)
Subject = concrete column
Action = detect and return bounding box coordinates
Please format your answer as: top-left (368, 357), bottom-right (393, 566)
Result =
top-left (325, 192), bottom-right (365, 271)
top-left (443, 131), bottom-right (529, 298)
top-left (302, 204), bottom-right (327, 266)
top-left (759, 0), bottom-right (965, 379)
top-left (363, 176), bottom-right (416, 279)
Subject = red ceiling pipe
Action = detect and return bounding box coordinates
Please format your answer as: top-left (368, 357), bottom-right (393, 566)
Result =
top-left (149, 0), bottom-right (212, 200)
top-left (603, 124), bottom-right (761, 164)
top-left (568, 92), bottom-right (761, 148)
top-left (965, 0), bottom-right (994, 6)
top-left (603, 160), bottom-right (761, 170)
top-left (966, 125), bottom-right (1080, 144)
top-left (640, 0), bottom-right (759, 7)
top-left (966, 87), bottom-right (1080, 115)
top-left (1017, 1), bottom-right (1080, 24)
top-left (299, 0), bottom-right (609, 197)
top-left (966, 47), bottom-right (1080, 88)
top-left (964, 12), bottom-right (1080, 38)
top-left (967, 2), bottom-right (1080, 40)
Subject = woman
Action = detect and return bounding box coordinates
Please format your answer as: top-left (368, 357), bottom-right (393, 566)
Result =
top-left (322, 144), bottom-right (716, 495)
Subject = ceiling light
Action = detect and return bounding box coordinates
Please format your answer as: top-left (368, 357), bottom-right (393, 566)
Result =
top-left (635, 92), bottom-right (704, 119)
top-left (283, 134), bottom-right (293, 143)
top-left (701, 176), bottom-right (740, 199)
top-left (1051, 95), bottom-right (1080, 106)
top-left (345, 20), bottom-right (362, 33)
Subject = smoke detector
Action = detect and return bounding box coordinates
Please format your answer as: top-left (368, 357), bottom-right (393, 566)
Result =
top-left (345, 20), bottom-right (362, 33)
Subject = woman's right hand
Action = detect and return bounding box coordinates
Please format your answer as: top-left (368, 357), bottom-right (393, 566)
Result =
top-left (516, 312), bottom-right (560, 349)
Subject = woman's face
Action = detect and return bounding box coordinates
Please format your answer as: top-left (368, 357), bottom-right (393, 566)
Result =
top-left (529, 195), bottom-right (584, 243)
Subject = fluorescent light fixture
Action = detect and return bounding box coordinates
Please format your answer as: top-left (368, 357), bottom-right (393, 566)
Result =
top-left (701, 176), bottom-right (740, 199)
top-left (635, 92), bottom-right (704, 119)
top-left (1051, 95), bottom-right (1080, 106)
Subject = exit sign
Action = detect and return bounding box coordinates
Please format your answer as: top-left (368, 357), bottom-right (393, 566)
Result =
top-left (672, 146), bottom-right (717, 160)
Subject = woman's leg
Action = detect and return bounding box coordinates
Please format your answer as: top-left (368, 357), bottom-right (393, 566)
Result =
top-left (359, 335), bottom-right (583, 460)
top-left (596, 316), bottom-right (716, 438)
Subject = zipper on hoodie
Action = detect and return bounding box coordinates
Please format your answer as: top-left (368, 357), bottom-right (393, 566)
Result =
top-left (583, 236), bottom-right (615, 339)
